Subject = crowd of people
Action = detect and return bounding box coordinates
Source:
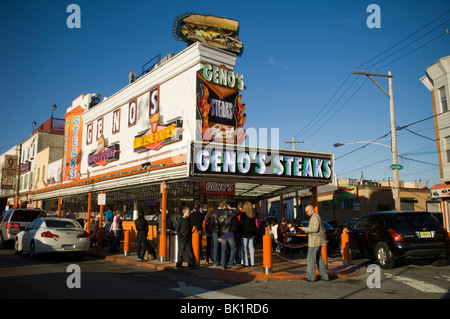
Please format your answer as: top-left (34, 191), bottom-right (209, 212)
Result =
top-left (159, 200), bottom-right (260, 270)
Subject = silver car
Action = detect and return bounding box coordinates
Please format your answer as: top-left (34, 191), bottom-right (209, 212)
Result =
top-left (15, 217), bottom-right (90, 260)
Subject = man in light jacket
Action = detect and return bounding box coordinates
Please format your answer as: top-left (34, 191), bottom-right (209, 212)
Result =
top-left (300, 205), bottom-right (329, 282)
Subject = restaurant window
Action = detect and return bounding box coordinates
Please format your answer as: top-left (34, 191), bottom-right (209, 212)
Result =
top-left (439, 86), bottom-right (448, 113)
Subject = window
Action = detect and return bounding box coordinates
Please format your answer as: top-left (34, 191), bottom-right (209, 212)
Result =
top-left (439, 86), bottom-right (448, 113)
top-left (445, 136), bottom-right (450, 163)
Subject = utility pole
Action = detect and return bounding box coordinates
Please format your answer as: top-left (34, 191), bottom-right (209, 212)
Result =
top-left (284, 137), bottom-right (303, 150)
top-left (353, 70), bottom-right (401, 211)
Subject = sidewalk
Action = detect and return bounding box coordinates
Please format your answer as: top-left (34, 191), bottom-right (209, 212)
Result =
top-left (87, 241), bottom-right (367, 282)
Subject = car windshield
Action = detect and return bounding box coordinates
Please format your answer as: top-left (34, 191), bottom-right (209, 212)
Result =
top-left (12, 210), bottom-right (45, 222)
top-left (393, 213), bottom-right (441, 229)
top-left (44, 220), bottom-right (80, 228)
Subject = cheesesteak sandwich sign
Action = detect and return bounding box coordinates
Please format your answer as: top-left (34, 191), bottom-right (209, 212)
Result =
top-left (191, 142), bottom-right (333, 185)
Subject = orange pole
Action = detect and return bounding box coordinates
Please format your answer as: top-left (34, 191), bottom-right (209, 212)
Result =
top-left (86, 192), bottom-right (92, 233)
top-left (321, 245), bottom-right (328, 268)
top-left (192, 226), bottom-right (200, 264)
top-left (263, 227), bottom-right (272, 274)
top-left (98, 191), bottom-right (104, 250)
top-left (341, 227), bottom-right (350, 266)
top-left (57, 196), bottom-right (62, 217)
top-left (124, 230), bottom-right (130, 256)
top-left (159, 181), bottom-right (167, 262)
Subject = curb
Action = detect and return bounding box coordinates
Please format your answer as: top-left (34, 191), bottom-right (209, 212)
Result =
top-left (87, 250), bottom-right (366, 282)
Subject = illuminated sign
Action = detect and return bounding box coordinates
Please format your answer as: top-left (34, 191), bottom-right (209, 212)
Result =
top-left (88, 138), bottom-right (120, 167)
top-left (133, 120), bottom-right (182, 152)
top-left (63, 106), bottom-right (83, 180)
top-left (191, 143), bottom-right (333, 184)
top-left (202, 181), bottom-right (235, 194)
top-left (196, 65), bottom-right (246, 144)
top-left (202, 64), bottom-right (244, 90)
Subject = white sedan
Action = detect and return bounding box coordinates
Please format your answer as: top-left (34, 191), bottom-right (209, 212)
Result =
top-left (15, 217), bottom-right (90, 260)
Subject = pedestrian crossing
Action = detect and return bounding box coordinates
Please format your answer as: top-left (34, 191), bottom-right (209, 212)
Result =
top-left (384, 272), bottom-right (450, 294)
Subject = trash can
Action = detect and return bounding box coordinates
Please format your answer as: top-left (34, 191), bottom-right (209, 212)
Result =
top-left (170, 230), bottom-right (178, 262)
top-left (157, 229), bottom-right (171, 261)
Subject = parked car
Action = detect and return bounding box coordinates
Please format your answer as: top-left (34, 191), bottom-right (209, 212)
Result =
top-left (347, 211), bottom-right (449, 269)
top-left (15, 217), bottom-right (90, 260)
top-left (301, 220), bottom-right (340, 249)
top-left (340, 218), bottom-right (358, 231)
top-left (0, 208), bottom-right (46, 248)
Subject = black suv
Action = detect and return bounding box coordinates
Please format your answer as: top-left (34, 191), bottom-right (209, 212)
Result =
top-left (347, 211), bottom-right (449, 269)
top-left (0, 208), bottom-right (46, 248)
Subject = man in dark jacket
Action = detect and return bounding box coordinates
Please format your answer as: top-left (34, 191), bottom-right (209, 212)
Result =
top-left (189, 205), bottom-right (205, 259)
top-left (215, 201), bottom-right (240, 269)
top-left (135, 211), bottom-right (148, 262)
top-left (175, 207), bottom-right (197, 269)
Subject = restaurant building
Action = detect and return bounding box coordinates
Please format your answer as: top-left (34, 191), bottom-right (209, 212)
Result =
top-left (30, 41), bottom-right (334, 215)
top-left (421, 55), bottom-right (450, 233)
top-left (26, 14), bottom-right (335, 259)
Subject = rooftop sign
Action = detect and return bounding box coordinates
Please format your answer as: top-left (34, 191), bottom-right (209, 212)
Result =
top-left (173, 13), bottom-right (244, 56)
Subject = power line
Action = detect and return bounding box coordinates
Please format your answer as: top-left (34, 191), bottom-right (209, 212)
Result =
top-left (355, 10), bottom-right (449, 70)
top-left (293, 10), bottom-right (449, 143)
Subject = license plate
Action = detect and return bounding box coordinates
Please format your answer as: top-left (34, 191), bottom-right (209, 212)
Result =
top-left (419, 231), bottom-right (432, 238)
top-left (62, 245), bottom-right (74, 250)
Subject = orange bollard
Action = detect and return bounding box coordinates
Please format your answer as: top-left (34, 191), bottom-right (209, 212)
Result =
top-left (341, 227), bottom-right (350, 266)
top-left (321, 245), bottom-right (328, 268)
top-left (192, 226), bottom-right (200, 265)
top-left (124, 230), bottom-right (130, 256)
top-left (321, 231), bottom-right (328, 268)
top-left (263, 227), bottom-right (272, 274)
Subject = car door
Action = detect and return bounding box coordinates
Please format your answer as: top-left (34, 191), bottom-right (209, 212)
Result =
top-left (348, 216), bottom-right (370, 255)
top-left (22, 219), bottom-right (42, 251)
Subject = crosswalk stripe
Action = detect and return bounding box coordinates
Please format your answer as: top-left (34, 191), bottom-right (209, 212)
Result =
top-left (385, 273), bottom-right (449, 294)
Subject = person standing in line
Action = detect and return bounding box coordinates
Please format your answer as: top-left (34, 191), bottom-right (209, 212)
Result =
top-left (190, 205), bottom-right (206, 259)
top-left (135, 211), bottom-right (148, 262)
top-left (109, 211), bottom-right (122, 253)
top-left (204, 207), bottom-right (214, 265)
top-left (300, 205), bottom-right (329, 282)
top-left (216, 201), bottom-right (240, 269)
top-left (211, 203), bottom-right (223, 267)
top-left (175, 207), bottom-right (197, 269)
top-left (240, 202), bottom-right (258, 267)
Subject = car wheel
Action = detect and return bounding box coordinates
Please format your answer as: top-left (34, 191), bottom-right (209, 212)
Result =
top-left (375, 242), bottom-right (396, 269)
top-left (29, 241), bottom-right (38, 260)
top-left (14, 238), bottom-right (23, 255)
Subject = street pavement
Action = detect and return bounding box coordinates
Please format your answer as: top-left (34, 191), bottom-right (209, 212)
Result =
top-left (87, 241), bottom-right (367, 282)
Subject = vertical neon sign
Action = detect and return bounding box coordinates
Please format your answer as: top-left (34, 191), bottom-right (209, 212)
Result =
top-left (63, 106), bottom-right (84, 181)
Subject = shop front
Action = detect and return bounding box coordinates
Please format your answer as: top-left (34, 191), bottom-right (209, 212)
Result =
top-left (28, 14), bottom-right (335, 261)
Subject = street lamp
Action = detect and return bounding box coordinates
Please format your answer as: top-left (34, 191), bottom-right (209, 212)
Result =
top-left (334, 141), bottom-right (391, 149)
top-left (51, 104), bottom-right (57, 118)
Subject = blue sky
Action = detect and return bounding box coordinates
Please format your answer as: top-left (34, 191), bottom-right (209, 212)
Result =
top-left (0, 0), bottom-right (449, 187)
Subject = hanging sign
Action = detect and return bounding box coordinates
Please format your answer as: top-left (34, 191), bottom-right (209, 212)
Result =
top-left (191, 142), bottom-right (333, 184)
